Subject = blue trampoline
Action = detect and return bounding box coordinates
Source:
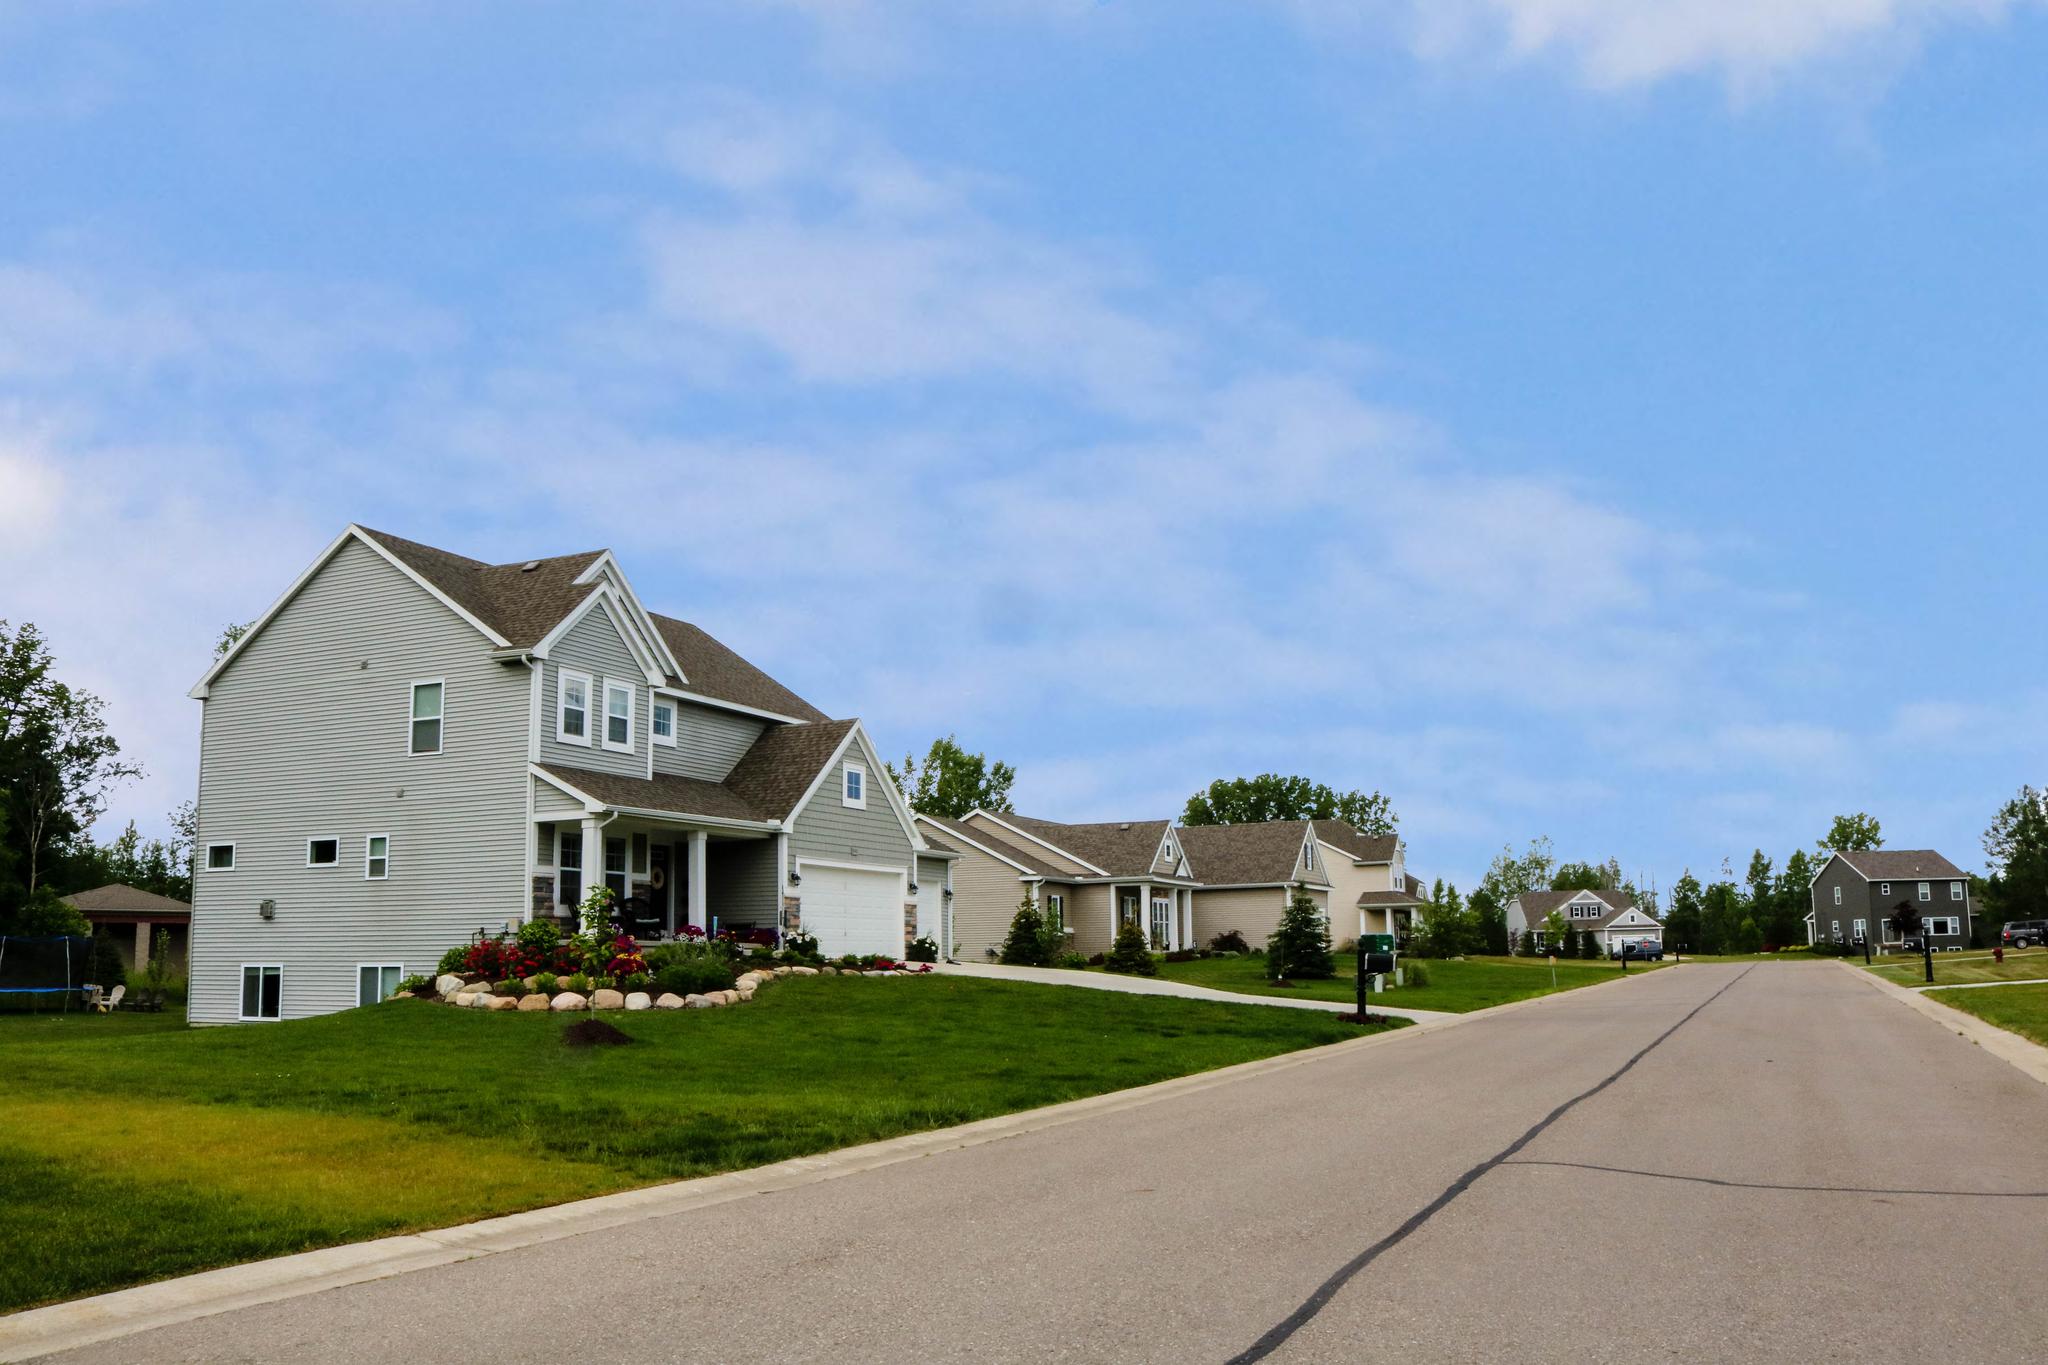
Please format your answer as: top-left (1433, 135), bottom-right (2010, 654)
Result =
top-left (0, 934), bottom-right (94, 1011)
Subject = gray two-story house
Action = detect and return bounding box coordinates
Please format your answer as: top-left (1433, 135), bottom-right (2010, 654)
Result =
top-left (1807, 849), bottom-right (1973, 951)
top-left (186, 526), bottom-right (951, 1023)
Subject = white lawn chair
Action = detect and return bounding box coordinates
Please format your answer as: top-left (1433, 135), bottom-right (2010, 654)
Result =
top-left (95, 983), bottom-right (125, 1014)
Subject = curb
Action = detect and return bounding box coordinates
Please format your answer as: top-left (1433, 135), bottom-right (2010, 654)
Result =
top-left (0, 961), bottom-right (1693, 1361)
top-left (1836, 960), bottom-right (2048, 1090)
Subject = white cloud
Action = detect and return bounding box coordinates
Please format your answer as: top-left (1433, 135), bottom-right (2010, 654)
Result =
top-left (1282, 0), bottom-right (2036, 89)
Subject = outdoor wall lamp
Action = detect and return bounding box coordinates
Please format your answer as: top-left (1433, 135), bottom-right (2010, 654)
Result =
top-left (787, 869), bottom-right (801, 887)
top-left (908, 881), bottom-right (919, 894)
top-left (942, 887), bottom-right (954, 901)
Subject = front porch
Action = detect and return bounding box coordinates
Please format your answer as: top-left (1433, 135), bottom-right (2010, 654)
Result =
top-left (532, 814), bottom-right (782, 942)
top-left (1110, 881), bottom-right (1198, 952)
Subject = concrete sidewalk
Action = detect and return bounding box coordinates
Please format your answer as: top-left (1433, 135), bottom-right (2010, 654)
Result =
top-left (932, 960), bottom-right (1455, 1021)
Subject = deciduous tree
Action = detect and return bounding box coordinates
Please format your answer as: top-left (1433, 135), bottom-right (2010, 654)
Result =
top-left (887, 736), bottom-right (1017, 819)
top-left (1181, 774), bottom-right (1395, 835)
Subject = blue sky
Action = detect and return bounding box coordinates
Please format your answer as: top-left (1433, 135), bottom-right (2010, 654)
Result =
top-left (4, 0), bottom-right (2045, 893)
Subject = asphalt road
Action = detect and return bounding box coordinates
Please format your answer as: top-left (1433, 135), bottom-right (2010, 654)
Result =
top-left (40, 963), bottom-right (2048, 1363)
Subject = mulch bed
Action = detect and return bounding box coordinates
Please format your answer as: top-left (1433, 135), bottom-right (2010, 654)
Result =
top-left (1334, 1011), bottom-right (1390, 1026)
top-left (562, 1018), bottom-right (633, 1048)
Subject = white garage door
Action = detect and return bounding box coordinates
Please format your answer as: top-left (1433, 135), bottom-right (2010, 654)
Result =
top-left (801, 863), bottom-right (905, 959)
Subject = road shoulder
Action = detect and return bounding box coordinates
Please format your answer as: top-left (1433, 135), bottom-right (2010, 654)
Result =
top-left (1838, 960), bottom-right (2048, 1089)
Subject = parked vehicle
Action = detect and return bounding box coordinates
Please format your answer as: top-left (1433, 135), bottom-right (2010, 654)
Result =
top-left (2003, 920), bottom-right (2048, 949)
top-left (1612, 939), bottom-right (1664, 961)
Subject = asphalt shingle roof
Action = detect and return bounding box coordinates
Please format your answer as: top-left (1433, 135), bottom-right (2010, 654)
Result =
top-left (919, 815), bottom-right (1074, 878)
top-left (1514, 887), bottom-right (1652, 932)
top-left (722, 719), bottom-right (859, 823)
top-left (1835, 850), bottom-right (1968, 882)
top-left (1313, 823), bottom-right (1399, 864)
top-left (60, 883), bottom-right (191, 916)
top-left (1177, 821), bottom-right (1328, 887)
top-left (535, 764), bottom-right (768, 824)
top-left (1357, 887), bottom-right (1426, 908)
top-left (650, 615), bottom-right (828, 722)
top-left (1002, 814), bottom-right (1177, 877)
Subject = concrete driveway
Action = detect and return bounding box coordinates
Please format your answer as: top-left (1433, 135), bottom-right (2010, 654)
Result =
top-left (24, 962), bottom-right (2048, 1363)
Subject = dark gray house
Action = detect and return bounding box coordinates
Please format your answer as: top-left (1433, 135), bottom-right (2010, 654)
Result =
top-left (1807, 849), bottom-right (1973, 951)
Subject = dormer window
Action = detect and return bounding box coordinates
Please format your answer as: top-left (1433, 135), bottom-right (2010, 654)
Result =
top-left (842, 762), bottom-right (867, 809)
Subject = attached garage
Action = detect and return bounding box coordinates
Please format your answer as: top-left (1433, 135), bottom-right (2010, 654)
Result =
top-left (797, 861), bottom-right (906, 959)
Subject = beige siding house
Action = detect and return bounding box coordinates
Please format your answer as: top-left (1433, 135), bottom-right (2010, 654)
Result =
top-left (944, 812), bottom-right (1200, 957)
top-left (1314, 825), bottom-right (1426, 945)
top-left (1180, 821), bottom-right (1333, 948)
top-left (188, 525), bottom-right (940, 1023)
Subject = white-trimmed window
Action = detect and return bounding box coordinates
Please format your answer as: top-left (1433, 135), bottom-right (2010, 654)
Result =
top-left (240, 964), bottom-right (282, 1021)
top-left (1924, 916), bottom-right (1961, 937)
top-left (558, 832), bottom-right (582, 908)
top-left (1853, 918), bottom-right (1866, 942)
top-left (602, 679), bottom-right (634, 751)
top-left (604, 837), bottom-right (628, 900)
top-left (357, 964), bottom-right (401, 1007)
top-left (1833, 885), bottom-right (1842, 906)
top-left (652, 699), bottom-right (676, 747)
top-left (306, 837), bottom-right (339, 867)
top-left (557, 670), bottom-right (591, 746)
top-left (1046, 892), bottom-right (1065, 931)
top-left (1951, 881), bottom-right (1965, 902)
top-left (1831, 920), bottom-right (1841, 939)
top-left (365, 834), bottom-right (390, 880)
top-left (206, 843), bottom-right (237, 871)
top-left (842, 762), bottom-right (867, 809)
top-left (1160, 835), bottom-right (1175, 867)
top-left (408, 679), bottom-right (444, 755)
top-left (1880, 882), bottom-right (1891, 896)
top-left (1917, 882), bottom-right (1931, 902)
top-left (1302, 840), bottom-right (1315, 870)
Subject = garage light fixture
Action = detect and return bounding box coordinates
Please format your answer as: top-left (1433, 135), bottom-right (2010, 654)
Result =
top-left (787, 869), bottom-right (801, 887)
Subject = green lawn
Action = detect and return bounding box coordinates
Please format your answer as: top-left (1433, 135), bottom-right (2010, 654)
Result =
top-left (1863, 948), bottom-right (2048, 988)
top-left (0, 977), bottom-right (1392, 1312)
top-left (1926, 983), bottom-right (2048, 1049)
top-left (1111, 953), bottom-right (1663, 1013)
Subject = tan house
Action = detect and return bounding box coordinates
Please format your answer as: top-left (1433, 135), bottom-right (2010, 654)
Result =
top-left (919, 811), bottom-right (1200, 958)
top-left (62, 883), bottom-right (192, 974)
top-left (1179, 821), bottom-right (1333, 949)
top-left (1312, 825), bottom-right (1427, 945)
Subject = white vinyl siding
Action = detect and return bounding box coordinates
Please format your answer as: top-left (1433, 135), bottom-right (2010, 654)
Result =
top-left (188, 536), bottom-right (530, 1024)
top-left (788, 735), bottom-right (914, 899)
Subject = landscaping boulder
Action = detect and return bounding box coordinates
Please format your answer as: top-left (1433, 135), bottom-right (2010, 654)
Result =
top-left (550, 991), bottom-right (588, 1011)
top-left (469, 992), bottom-right (497, 1009)
top-left (625, 991), bottom-right (652, 1011)
top-left (453, 992), bottom-right (479, 1007)
top-left (722, 989), bottom-right (741, 1005)
top-left (591, 988), bottom-right (626, 1011)
top-left (391, 991), bottom-right (414, 1000)
top-left (517, 993), bottom-right (550, 1012)
top-left (654, 992), bottom-right (687, 1010)
top-left (465, 980), bottom-right (493, 995)
top-left (435, 974), bottom-right (464, 998)
top-left (792, 966), bottom-right (819, 976)
top-left (687, 993), bottom-right (719, 1008)
top-left (486, 995), bottom-right (518, 1011)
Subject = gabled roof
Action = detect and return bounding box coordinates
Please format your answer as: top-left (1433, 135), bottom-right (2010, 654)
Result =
top-left (723, 719), bottom-right (861, 823)
top-left (1177, 821), bottom-right (1328, 888)
top-left (650, 615), bottom-right (827, 722)
top-left (1513, 887), bottom-right (1650, 932)
top-left (1833, 849), bottom-right (1968, 882)
top-left (1314, 823), bottom-right (1399, 864)
top-left (60, 883), bottom-right (192, 916)
top-left (356, 527), bottom-right (605, 651)
top-left (1001, 814), bottom-right (1180, 878)
top-left (917, 814), bottom-right (1071, 878)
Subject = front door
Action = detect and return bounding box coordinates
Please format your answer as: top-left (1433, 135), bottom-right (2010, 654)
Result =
top-left (1150, 897), bottom-right (1171, 948)
top-left (1119, 891), bottom-right (1139, 927)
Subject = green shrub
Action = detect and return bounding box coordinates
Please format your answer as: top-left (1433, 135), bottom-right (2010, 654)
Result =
top-left (999, 898), bottom-right (1054, 967)
top-left (496, 978), bottom-right (527, 998)
top-left (1267, 893), bottom-right (1335, 980)
top-left (1105, 922), bottom-right (1157, 976)
top-left (437, 945), bottom-right (468, 975)
top-left (1208, 929), bottom-right (1251, 954)
top-left (906, 935), bottom-right (940, 963)
top-left (1404, 960), bottom-right (1432, 988)
top-left (86, 934), bottom-right (126, 990)
top-left (1580, 929), bottom-right (1602, 961)
top-left (514, 918), bottom-right (561, 953)
top-left (623, 971), bottom-right (652, 992)
top-left (1054, 951), bottom-right (1090, 970)
top-left (563, 973), bottom-right (593, 994)
top-left (654, 957), bottom-right (736, 997)
top-left (533, 972), bottom-right (560, 994)
top-left (396, 974), bottom-right (430, 995)
top-left (782, 930), bottom-right (821, 962)
top-left (1086, 952), bottom-right (1106, 966)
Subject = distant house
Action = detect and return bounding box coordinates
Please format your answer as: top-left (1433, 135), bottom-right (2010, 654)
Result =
top-left (1807, 850), bottom-right (1973, 950)
top-left (1505, 888), bottom-right (1662, 955)
top-left (1178, 820), bottom-right (1333, 950)
top-left (61, 883), bottom-right (192, 973)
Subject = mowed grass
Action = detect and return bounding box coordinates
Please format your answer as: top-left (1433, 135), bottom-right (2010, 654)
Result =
top-left (1863, 947), bottom-right (2048, 988)
top-left (0, 977), bottom-right (1387, 1311)
top-left (1926, 983), bottom-right (2048, 1049)
top-left (1124, 953), bottom-right (1663, 1013)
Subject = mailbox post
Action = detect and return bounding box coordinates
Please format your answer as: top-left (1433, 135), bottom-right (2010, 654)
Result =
top-left (1356, 934), bottom-right (1396, 1019)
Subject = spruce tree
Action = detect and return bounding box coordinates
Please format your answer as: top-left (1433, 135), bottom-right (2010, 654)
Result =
top-left (998, 897), bottom-right (1053, 966)
top-left (1581, 927), bottom-right (1602, 960)
top-left (1105, 919), bottom-right (1157, 976)
top-left (1267, 892), bottom-right (1335, 980)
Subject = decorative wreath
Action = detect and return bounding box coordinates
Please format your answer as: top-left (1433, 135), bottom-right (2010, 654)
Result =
top-left (649, 866), bottom-right (667, 890)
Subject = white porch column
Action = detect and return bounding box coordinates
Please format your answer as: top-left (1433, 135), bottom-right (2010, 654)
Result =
top-left (579, 816), bottom-right (603, 923)
top-left (1139, 882), bottom-right (1153, 947)
top-left (1182, 889), bottom-right (1194, 950)
top-left (1109, 885), bottom-right (1121, 944)
top-left (687, 830), bottom-right (709, 932)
